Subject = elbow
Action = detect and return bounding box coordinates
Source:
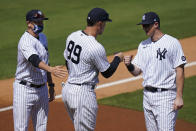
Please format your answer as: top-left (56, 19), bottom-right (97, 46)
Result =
top-left (101, 71), bottom-right (112, 78)
top-left (132, 73), bottom-right (138, 77)
top-left (131, 70), bottom-right (141, 76)
top-left (28, 54), bottom-right (41, 67)
top-left (104, 75), bottom-right (110, 78)
top-left (102, 74), bottom-right (111, 78)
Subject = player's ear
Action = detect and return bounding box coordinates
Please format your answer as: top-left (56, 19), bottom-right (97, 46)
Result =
top-left (154, 22), bottom-right (159, 28)
top-left (94, 21), bottom-right (101, 30)
top-left (27, 21), bottom-right (33, 29)
top-left (97, 21), bottom-right (105, 29)
top-left (96, 21), bottom-right (103, 26)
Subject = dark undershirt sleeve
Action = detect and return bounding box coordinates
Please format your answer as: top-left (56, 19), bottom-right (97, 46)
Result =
top-left (101, 56), bottom-right (121, 78)
top-left (28, 54), bottom-right (42, 67)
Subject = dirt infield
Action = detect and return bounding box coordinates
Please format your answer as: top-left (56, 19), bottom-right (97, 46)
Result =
top-left (0, 36), bottom-right (196, 130)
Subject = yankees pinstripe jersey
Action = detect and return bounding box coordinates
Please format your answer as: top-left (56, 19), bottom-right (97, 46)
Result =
top-left (132, 34), bottom-right (187, 89)
top-left (64, 30), bottom-right (110, 85)
top-left (15, 31), bottom-right (49, 85)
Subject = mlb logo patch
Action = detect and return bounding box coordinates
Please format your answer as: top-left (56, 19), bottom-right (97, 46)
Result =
top-left (181, 56), bottom-right (186, 61)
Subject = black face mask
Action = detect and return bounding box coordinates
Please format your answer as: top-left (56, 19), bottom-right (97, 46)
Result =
top-left (33, 24), bottom-right (44, 34)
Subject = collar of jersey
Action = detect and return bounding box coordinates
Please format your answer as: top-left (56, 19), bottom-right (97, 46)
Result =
top-left (81, 30), bottom-right (88, 36)
top-left (151, 34), bottom-right (166, 43)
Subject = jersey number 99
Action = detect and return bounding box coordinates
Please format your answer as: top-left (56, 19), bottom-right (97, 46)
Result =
top-left (67, 40), bottom-right (82, 64)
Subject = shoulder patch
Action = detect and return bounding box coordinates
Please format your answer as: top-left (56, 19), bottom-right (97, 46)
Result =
top-left (181, 56), bottom-right (186, 61)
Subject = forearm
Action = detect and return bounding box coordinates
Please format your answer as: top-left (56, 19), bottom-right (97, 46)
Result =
top-left (39, 61), bottom-right (52, 73)
top-left (101, 56), bottom-right (121, 78)
top-left (28, 54), bottom-right (52, 72)
top-left (176, 66), bottom-right (185, 97)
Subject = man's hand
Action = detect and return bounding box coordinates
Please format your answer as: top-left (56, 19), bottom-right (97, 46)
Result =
top-left (48, 83), bottom-right (55, 102)
top-left (50, 65), bottom-right (67, 78)
top-left (114, 52), bottom-right (124, 62)
top-left (174, 95), bottom-right (184, 110)
top-left (124, 55), bottom-right (133, 66)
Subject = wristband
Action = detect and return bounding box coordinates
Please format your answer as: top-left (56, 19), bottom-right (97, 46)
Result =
top-left (48, 83), bottom-right (55, 88)
top-left (126, 63), bottom-right (135, 72)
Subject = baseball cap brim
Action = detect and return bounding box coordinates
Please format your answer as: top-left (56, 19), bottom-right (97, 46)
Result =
top-left (106, 18), bottom-right (112, 22)
top-left (30, 17), bottom-right (49, 22)
top-left (137, 21), bottom-right (153, 25)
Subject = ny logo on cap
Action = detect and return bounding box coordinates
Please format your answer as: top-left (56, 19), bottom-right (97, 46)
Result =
top-left (38, 11), bottom-right (42, 15)
top-left (142, 15), bottom-right (146, 20)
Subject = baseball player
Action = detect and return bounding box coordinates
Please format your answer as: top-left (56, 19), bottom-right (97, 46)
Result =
top-left (124, 12), bottom-right (187, 131)
top-left (13, 9), bottom-right (66, 131)
top-left (62, 8), bottom-right (124, 131)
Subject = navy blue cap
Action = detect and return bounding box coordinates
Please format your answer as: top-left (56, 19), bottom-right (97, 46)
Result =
top-left (26, 9), bottom-right (48, 22)
top-left (87, 8), bottom-right (112, 23)
top-left (137, 12), bottom-right (160, 25)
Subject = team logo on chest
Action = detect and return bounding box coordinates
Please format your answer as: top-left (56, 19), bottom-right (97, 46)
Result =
top-left (156, 48), bottom-right (167, 60)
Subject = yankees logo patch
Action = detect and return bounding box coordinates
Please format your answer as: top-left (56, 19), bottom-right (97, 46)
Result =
top-left (156, 48), bottom-right (167, 60)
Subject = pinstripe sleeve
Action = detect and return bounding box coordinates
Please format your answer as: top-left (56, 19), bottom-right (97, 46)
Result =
top-left (91, 44), bottom-right (110, 72)
top-left (20, 38), bottom-right (38, 60)
top-left (172, 40), bottom-right (187, 68)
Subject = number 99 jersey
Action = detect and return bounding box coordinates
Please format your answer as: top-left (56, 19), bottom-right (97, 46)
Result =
top-left (64, 30), bottom-right (110, 85)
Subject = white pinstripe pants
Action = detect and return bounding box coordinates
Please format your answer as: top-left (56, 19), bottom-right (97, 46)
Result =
top-left (62, 83), bottom-right (98, 131)
top-left (143, 89), bottom-right (178, 131)
top-left (13, 81), bottom-right (49, 131)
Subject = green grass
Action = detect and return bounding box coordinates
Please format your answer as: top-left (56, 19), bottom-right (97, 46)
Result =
top-left (177, 76), bottom-right (196, 124)
top-left (98, 76), bottom-right (196, 124)
top-left (0, 0), bottom-right (196, 79)
top-left (98, 89), bottom-right (143, 111)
